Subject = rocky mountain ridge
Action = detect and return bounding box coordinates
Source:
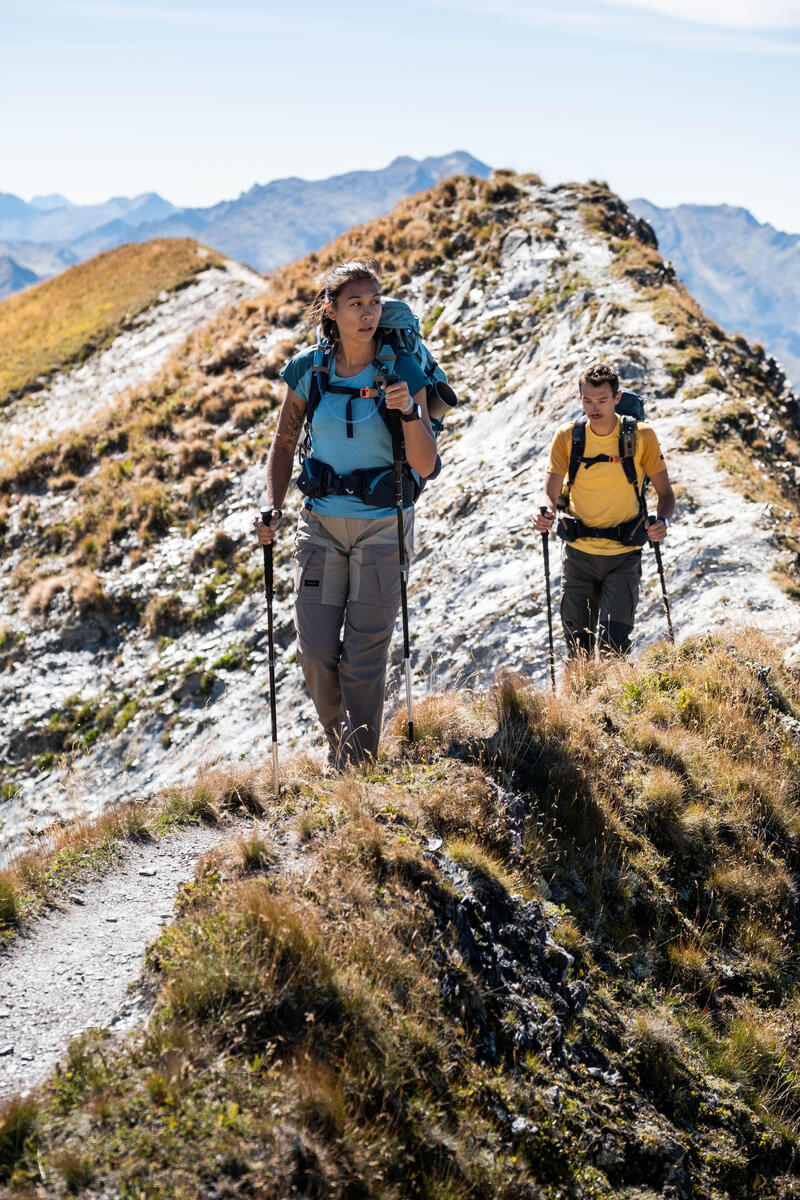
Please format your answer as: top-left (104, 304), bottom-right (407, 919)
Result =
top-left (1, 171), bottom-right (799, 861)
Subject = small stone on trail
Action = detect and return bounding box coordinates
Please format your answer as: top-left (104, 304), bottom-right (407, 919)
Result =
top-left (69, 894), bottom-right (86, 905)
top-left (105, 916), bottom-right (118, 923)
top-left (0, 1045), bottom-right (13, 1057)
top-left (139, 868), bottom-right (157, 877)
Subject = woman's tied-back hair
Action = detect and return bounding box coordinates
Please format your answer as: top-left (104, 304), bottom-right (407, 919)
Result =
top-left (579, 360), bottom-right (619, 395)
top-left (309, 259), bottom-right (381, 345)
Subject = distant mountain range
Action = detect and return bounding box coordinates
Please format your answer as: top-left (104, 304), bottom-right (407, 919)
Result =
top-left (629, 199), bottom-right (800, 389)
top-left (0, 151), bottom-right (490, 298)
top-left (5, 158), bottom-right (796, 392)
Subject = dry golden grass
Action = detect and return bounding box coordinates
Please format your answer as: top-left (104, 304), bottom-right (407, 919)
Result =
top-left (706, 1003), bottom-right (800, 1125)
top-left (0, 239), bottom-right (224, 403)
top-left (385, 688), bottom-right (487, 750)
top-left (446, 836), bottom-right (522, 896)
top-left (0, 323), bottom-right (280, 567)
top-left (24, 573), bottom-right (67, 616)
top-left (0, 1095), bottom-right (39, 1184)
top-left (7, 632), bottom-right (800, 1194)
top-left (23, 569), bottom-right (111, 622)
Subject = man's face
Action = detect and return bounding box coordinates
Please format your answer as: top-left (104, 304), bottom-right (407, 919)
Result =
top-left (580, 381), bottom-right (619, 432)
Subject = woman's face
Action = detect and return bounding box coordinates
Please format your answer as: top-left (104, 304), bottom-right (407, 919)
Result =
top-left (328, 279), bottom-right (382, 345)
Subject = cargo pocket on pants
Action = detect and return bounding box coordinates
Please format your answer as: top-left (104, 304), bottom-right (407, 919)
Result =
top-left (359, 544), bottom-right (402, 609)
top-left (294, 544), bottom-right (326, 604)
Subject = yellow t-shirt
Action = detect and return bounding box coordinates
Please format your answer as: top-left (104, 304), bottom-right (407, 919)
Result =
top-left (547, 417), bottom-right (666, 555)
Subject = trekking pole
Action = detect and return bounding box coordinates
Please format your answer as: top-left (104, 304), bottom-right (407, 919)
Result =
top-left (651, 537), bottom-right (675, 645)
top-left (540, 507), bottom-right (557, 692)
top-left (388, 405), bottom-right (414, 742)
top-left (260, 509), bottom-right (280, 789)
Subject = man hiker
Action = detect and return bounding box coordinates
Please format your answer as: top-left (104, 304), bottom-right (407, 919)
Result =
top-left (534, 361), bottom-right (675, 656)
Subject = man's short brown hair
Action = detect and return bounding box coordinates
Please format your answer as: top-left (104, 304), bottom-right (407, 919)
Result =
top-left (579, 361), bottom-right (619, 395)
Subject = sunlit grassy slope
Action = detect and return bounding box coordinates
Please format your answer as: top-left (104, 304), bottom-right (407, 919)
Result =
top-left (0, 238), bottom-right (225, 404)
top-left (2, 631), bottom-right (800, 1198)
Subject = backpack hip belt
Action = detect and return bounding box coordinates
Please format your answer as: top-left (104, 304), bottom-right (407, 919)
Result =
top-left (556, 512), bottom-right (647, 547)
top-left (297, 455), bottom-right (420, 509)
top-left (557, 411), bottom-right (648, 546)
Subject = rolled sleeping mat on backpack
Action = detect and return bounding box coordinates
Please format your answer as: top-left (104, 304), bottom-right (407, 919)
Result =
top-left (427, 381), bottom-right (458, 422)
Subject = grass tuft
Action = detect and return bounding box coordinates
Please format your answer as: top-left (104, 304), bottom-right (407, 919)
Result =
top-left (0, 1096), bottom-right (38, 1182)
top-left (0, 871), bottom-right (20, 928)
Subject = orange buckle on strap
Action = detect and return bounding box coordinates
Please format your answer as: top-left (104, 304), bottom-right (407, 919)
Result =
top-left (359, 387), bottom-right (371, 398)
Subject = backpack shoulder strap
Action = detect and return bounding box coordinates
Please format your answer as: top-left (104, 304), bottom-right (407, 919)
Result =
top-left (567, 417), bottom-right (587, 487)
top-left (306, 342), bottom-right (331, 428)
top-left (618, 415), bottom-right (639, 491)
top-left (374, 334), bottom-right (398, 377)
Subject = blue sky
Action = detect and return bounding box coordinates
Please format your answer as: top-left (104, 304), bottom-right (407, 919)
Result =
top-left (3, 0), bottom-right (799, 231)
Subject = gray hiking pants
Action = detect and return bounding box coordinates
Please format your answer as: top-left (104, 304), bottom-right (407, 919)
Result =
top-left (560, 544), bottom-right (642, 657)
top-left (293, 508), bottom-right (414, 767)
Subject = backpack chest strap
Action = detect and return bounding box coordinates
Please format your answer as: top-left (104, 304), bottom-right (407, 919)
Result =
top-left (568, 417), bottom-right (639, 482)
top-left (563, 415), bottom-right (644, 516)
top-left (308, 347), bottom-right (384, 439)
top-left (581, 452), bottom-right (621, 469)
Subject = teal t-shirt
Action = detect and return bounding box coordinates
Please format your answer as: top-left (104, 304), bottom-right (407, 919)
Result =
top-left (280, 346), bottom-right (427, 518)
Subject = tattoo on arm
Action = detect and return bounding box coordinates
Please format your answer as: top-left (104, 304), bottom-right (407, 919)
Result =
top-left (274, 392), bottom-right (307, 452)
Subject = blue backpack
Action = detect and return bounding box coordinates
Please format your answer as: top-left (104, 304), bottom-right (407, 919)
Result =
top-left (296, 299), bottom-right (457, 509)
top-left (305, 298), bottom-right (456, 433)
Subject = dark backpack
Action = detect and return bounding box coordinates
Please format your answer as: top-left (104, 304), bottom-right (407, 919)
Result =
top-left (557, 390), bottom-right (649, 547)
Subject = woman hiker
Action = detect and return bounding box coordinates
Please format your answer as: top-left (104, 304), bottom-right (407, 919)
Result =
top-left (254, 260), bottom-right (438, 768)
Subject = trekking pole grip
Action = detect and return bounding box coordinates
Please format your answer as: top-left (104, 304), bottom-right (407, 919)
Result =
top-left (261, 509), bottom-right (275, 594)
top-left (539, 505), bottom-right (551, 549)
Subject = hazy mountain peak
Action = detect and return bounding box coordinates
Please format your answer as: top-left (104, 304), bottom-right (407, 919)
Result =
top-left (629, 196), bottom-right (800, 386)
top-left (0, 192), bottom-right (32, 220)
top-left (28, 193), bottom-right (73, 211)
top-left (0, 253), bottom-right (39, 298)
